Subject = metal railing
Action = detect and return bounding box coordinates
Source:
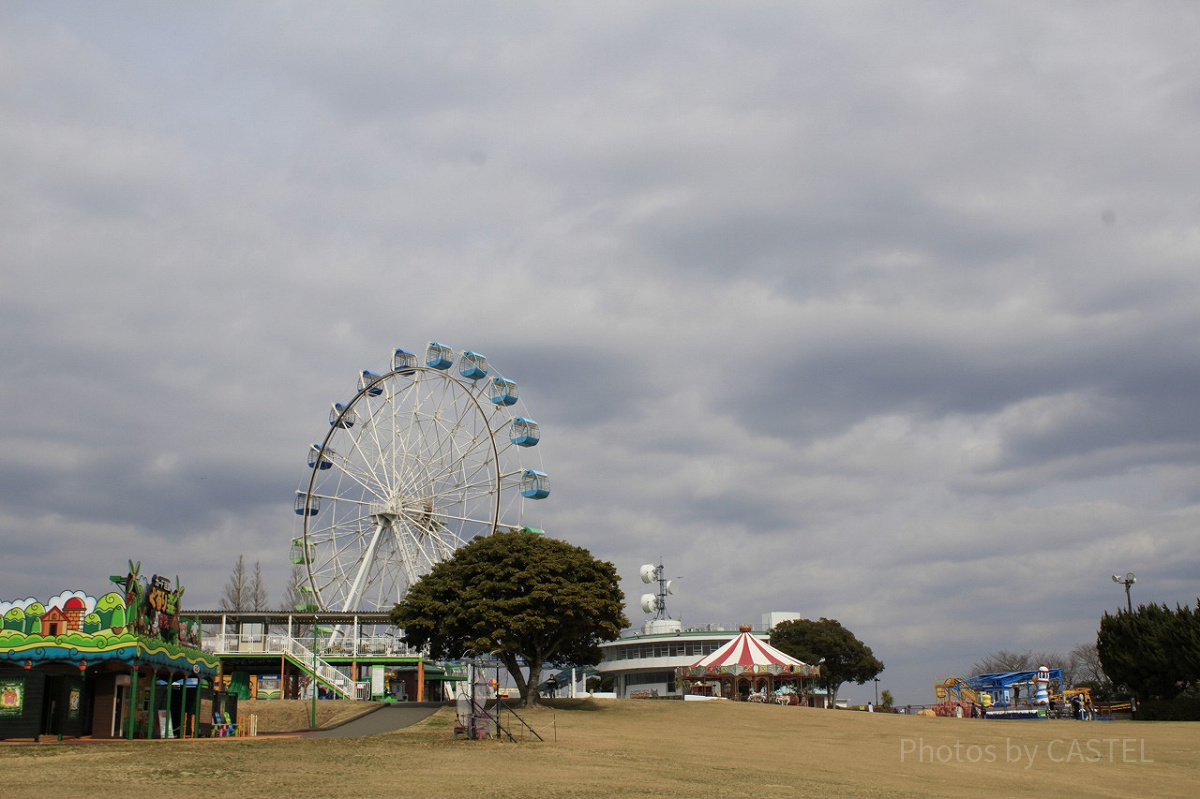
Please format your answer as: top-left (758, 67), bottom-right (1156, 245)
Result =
top-left (204, 632), bottom-right (357, 699)
top-left (205, 633), bottom-right (415, 659)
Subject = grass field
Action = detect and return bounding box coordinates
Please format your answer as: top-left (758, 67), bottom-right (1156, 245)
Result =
top-left (3, 699), bottom-right (1196, 798)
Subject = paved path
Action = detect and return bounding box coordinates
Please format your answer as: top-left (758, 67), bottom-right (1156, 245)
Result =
top-left (308, 703), bottom-right (444, 738)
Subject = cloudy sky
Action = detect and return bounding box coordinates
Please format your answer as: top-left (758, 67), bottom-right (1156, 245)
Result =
top-left (4, 2), bottom-right (1199, 703)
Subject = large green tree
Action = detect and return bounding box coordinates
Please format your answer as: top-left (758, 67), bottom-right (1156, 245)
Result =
top-left (1098, 602), bottom-right (1200, 702)
top-left (770, 617), bottom-right (883, 705)
top-left (390, 530), bottom-right (628, 707)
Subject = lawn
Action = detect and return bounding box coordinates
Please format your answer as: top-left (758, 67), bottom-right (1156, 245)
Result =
top-left (2, 699), bottom-right (1195, 798)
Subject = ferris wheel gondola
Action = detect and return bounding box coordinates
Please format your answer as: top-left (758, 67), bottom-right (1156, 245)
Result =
top-left (293, 342), bottom-right (548, 614)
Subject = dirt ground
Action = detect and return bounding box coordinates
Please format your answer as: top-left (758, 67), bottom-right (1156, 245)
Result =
top-left (2, 699), bottom-right (1197, 798)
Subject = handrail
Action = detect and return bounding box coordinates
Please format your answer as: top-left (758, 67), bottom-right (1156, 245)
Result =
top-left (203, 632), bottom-right (356, 699)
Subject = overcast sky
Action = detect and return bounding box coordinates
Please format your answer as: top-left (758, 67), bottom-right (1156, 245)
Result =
top-left (4, 2), bottom-right (1199, 703)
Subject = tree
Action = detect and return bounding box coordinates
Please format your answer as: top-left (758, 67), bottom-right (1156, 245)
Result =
top-left (770, 618), bottom-right (883, 705)
top-left (390, 530), bottom-right (628, 707)
top-left (969, 647), bottom-right (1072, 686)
top-left (1098, 602), bottom-right (1200, 702)
top-left (586, 674), bottom-right (615, 693)
top-left (250, 561), bottom-right (269, 611)
top-left (1067, 641), bottom-right (1115, 699)
top-left (4, 607), bottom-right (25, 632)
top-left (220, 555), bottom-right (249, 611)
top-left (95, 592), bottom-right (126, 629)
top-left (880, 689), bottom-right (894, 708)
top-left (280, 566), bottom-right (311, 638)
top-left (23, 603), bottom-right (45, 635)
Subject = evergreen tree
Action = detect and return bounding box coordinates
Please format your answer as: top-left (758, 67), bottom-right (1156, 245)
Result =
top-left (770, 617), bottom-right (883, 705)
top-left (1098, 601), bottom-right (1200, 701)
top-left (391, 530), bottom-right (627, 707)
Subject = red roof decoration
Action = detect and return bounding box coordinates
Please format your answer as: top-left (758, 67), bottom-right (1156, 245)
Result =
top-left (681, 628), bottom-right (820, 678)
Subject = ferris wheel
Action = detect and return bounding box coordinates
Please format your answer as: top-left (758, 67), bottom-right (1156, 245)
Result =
top-left (292, 342), bottom-right (549, 613)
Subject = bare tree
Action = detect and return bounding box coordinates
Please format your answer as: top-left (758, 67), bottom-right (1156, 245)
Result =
top-left (220, 555), bottom-right (249, 611)
top-left (1069, 641), bottom-right (1108, 686)
top-left (971, 649), bottom-right (1036, 674)
top-left (280, 566), bottom-right (311, 638)
top-left (250, 560), bottom-right (269, 611)
top-left (971, 648), bottom-right (1070, 680)
top-left (280, 565), bottom-right (306, 612)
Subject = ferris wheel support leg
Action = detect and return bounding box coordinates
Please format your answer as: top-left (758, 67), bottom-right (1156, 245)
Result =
top-left (332, 522), bottom-right (387, 642)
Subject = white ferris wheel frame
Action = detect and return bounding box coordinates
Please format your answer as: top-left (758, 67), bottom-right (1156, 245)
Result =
top-left (295, 356), bottom-right (544, 613)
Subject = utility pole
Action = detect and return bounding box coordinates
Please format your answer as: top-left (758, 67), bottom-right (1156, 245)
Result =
top-left (1111, 573), bottom-right (1136, 612)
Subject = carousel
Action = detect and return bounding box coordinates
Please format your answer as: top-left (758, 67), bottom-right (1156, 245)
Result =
top-left (676, 626), bottom-right (819, 702)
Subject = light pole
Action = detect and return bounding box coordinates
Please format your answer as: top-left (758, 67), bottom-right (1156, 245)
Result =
top-left (311, 615), bottom-right (319, 730)
top-left (874, 678), bottom-right (880, 707)
top-left (1111, 573), bottom-right (1136, 613)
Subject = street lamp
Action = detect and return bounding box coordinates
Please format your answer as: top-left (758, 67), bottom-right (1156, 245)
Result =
top-left (311, 615), bottom-right (319, 730)
top-left (873, 678), bottom-right (880, 707)
top-left (1111, 573), bottom-right (1136, 613)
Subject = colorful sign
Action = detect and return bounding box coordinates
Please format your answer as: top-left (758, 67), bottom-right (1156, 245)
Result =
top-left (0, 562), bottom-right (217, 676)
top-left (257, 675), bottom-right (282, 700)
top-left (0, 678), bottom-right (25, 718)
top-left (68, 686), bottom-right (81, 720)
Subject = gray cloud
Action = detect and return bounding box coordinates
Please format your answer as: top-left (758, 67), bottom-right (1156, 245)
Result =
top-left (3, 2), bottom-right (1199, 703)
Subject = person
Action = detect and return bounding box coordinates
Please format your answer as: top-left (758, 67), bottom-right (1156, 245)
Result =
top-left (1071, 694), bottom-right (1082, 720)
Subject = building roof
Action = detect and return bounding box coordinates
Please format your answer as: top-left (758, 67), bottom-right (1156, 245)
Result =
top-left (684, 628), bottom-right (819, 677)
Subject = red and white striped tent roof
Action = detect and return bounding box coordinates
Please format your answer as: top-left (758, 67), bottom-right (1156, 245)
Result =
top-left (681, 628), bottom-right (819, 678)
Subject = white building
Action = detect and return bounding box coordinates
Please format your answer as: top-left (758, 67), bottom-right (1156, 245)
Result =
top-left (597, 612), bottom-right (803, 699)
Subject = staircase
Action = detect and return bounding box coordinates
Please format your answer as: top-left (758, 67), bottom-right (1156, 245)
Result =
top-left (209, 632), bottom-right (356, 699)
top-left (280, 635), bottom-right (357, 700)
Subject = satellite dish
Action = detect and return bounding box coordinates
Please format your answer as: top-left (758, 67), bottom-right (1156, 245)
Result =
top-left (640, 564), bottom-right (657, 584)
top-left (666, 580), bottom-right (676, 595)
top-left (640, 594), bottom-right (658, 614)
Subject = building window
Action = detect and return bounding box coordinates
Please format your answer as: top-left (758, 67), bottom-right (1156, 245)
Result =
top-left (626, 671), bottom-right (673, 686)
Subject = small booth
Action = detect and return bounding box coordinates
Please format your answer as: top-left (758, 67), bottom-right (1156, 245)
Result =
top-left (675, 626), bottom-right (819, 702)
top-left (0, 563), bottom-right (222, 740)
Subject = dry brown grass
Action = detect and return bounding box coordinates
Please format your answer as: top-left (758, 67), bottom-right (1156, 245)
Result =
top-left (3, 699), bottom-right (1197, 798)
top-left (238, 698), bottom-right (381, 732)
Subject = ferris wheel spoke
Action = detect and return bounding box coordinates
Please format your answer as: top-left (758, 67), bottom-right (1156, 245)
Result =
top-left (390, 521), bottom-right (424, 589)
top-left (361, 399), bottom-right (397, 495)
top-left (297, 348), bottom-right (545, 612)
top-left (339, 425), bottom-right (394, 499)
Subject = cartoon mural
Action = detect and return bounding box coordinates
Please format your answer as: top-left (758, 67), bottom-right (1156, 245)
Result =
top-left (0, 563), bottom-right (219, 741)
top-left (0, 567), bottom-right (200, 656)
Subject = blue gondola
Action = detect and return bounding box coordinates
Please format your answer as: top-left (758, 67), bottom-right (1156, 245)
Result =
top-left (520, 469), bottom-right (550, 499)
top-left (426, 341), bottom-right (453, 370)
top-left (392, 348), bottom-right (417, 373)
top-left (329, 402), bottom-right (356, 428)
top-left (489, 377), bottom-right (518, 406)
top-left (510, 417), bottom-right (540, 447)
top-left (307, 444), bottom-right (334, 470)
top-left (459, 350), bottom-right (488, 380)
top-left (294, 492), bottom-right (320, 516)
top-left (359, 370), bottom-right (384, 396)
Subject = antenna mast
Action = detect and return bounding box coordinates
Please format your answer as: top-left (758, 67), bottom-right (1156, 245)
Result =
top-left (638, 560), bottom-right (676, 620)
